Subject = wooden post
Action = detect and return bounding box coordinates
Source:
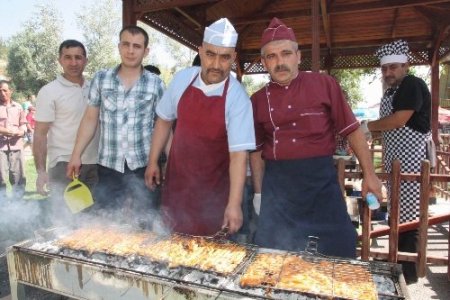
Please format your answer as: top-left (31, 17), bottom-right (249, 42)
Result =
top-left (388, 159), bottom-right (401, 263)
top-left (417, 160), bottom-right (431, 277)
top-left (337, 158), bottom-right (346, 198)
top-left (311, 0), bottom-right (320, 72)
top-left (123, 0), bottom-right (138, 27)
top-left (431, 60), bottom-right (440, 144)
top-left (361, 199), bottom-right (371, 261)
top-left (235, 53), bottom-right (243, 82)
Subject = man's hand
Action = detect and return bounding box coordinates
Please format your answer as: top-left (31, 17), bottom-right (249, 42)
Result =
top-left (1, 128), bottom-right (15, 137)
top-left (144, 163), bottom-right (161, 190)
top-left (253, 193), bottom-right (261, 215)
top-left (360, 120), bottom-right (372, 141)
top-left (361, 173), bottom-right (383, 203)
top-left (12, 127), bottom-right (26, 137)
top-left (66, 156), bottom-right (82, 179)
top-left (222, 203), bottom-right (243, 234)
top-left (36, 171), bottom-right (49, 196)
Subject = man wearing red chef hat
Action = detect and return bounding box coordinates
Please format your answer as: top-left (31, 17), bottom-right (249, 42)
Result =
top-left (250, 18), bottom-right (382, 258)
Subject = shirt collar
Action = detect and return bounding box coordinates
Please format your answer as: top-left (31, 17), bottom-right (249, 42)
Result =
top-left (0, 101), bottom-right (20, 107)
top-left (268, 72), bottom-right (299, 89)
top-left (197, 70), bottom-right (227, 94)
top-left (57, 74), bottom-right (86, 88)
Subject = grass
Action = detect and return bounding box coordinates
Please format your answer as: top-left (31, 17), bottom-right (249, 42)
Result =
top-left (3, 150), bottom-right (47, 201)
top-left (23, 156), bottom-right (47, 200)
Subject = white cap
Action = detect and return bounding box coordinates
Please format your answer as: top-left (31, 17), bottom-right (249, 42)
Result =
top-left (203, 18), bottom-right (238, 48)
top-left (380, 54), bottom-right (408, 66)
top-left (376, 39), bottom-right (409, 66)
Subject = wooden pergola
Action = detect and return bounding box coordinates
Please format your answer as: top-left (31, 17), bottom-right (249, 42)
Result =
top-left (122, 0), bottom-right (450, 142)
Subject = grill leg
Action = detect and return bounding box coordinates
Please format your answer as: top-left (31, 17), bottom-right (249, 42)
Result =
top-left (9, 282), bottom-right (26, 300)
top-left (7, 250), bottom-right (26, 300)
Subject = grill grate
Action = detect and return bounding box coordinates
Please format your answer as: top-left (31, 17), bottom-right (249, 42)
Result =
top-left (10, 226), bottom-right (408, 299)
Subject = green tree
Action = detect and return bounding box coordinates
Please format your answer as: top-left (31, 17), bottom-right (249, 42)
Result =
top-left (0, 38), bottom-right (8, 77)
top-left (7, 4), bottom-right (61, 96)
top-left (139, 21), bottom-right (195, 83)
top-left (0, 38), bottom-right (8, 60)
top-left (330, 68), bottom-right (376, 108)
top-left (242, 74), bottom-right (267, 96)
top-left (76, 0), bottom-right (121, 77)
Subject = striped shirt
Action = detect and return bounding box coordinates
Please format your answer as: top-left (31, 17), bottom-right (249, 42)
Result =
top-left (88, 66), bottom-right (164, 172)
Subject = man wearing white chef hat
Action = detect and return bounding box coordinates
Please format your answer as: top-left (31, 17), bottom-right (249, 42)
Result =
top-left (363, 39), bottom-right (432, 284)
top-left (145, 18), bottom-right (255, 236)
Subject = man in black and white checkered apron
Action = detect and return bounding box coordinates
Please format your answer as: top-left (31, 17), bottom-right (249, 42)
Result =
top-left (380, 89), bottom-right (430, 223)
top-left (362, 40), bottom-right (431, 284)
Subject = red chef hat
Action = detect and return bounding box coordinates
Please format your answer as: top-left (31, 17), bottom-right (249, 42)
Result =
top-left (261, 17), bottom-right (296, 48)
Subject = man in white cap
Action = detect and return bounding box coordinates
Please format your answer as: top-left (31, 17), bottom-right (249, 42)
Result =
top-left (363, 39), bottom-right (431, 283)
top-left (250, 18), bottom-right (382, 258)
top-left (145, 18), bottom-right (255, 236)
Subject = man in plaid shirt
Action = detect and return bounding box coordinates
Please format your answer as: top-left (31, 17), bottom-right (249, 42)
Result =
top-left (67, 26), bottom-right (164, 226)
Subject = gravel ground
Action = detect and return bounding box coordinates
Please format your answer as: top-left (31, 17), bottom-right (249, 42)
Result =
top-left (0, 199), bottom-right (449, 299)
top-left (373, 223), bottom-right (450, 299)
top-left (399, 200), bottom-right (450, 299)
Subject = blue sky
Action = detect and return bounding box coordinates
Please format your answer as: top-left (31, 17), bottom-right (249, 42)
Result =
top-left (0, 0), bottom-right (96, 41)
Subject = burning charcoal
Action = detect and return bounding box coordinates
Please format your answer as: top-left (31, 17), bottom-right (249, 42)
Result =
top-left (91, 252), bottom-right (109, 262)
top-left (373, 274), bottom-right (396, 295)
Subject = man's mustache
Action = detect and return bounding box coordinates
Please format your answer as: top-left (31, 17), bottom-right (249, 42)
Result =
top-left (274, 65), bottom-right (290, 72)
top-left (207, 68), bottom-right (224, 75)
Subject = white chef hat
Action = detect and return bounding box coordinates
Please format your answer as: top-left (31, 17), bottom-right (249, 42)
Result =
top-left (203, 18), bottom-right (238, 48)
top-left (375, 39), bottom-right (409, 66)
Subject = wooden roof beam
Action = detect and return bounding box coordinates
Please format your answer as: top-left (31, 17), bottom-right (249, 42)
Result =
top-left (312, 0), bottom-right (320, 72)
top-left (133, 0), bottom-right (219, 13)
top-left (329, 0), bottom-right (450, 15)
top-left (237, 0), bottom-right (274, 45)
top-left (414, 5), bottom-right (450, 27)
top-left (320, 0), bottom-right (332, 49)
top-left (390, 8), bottom-right (399, 39)
top-left (230, 0), bottom-right (450, 26)
top-left (231, 9), bottom-right (309, 26)
top-left (174, 7), bottom-right (202, 29)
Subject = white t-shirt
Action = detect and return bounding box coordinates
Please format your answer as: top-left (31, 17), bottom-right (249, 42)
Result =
top-left (35, 74), bottom-right (99, 168)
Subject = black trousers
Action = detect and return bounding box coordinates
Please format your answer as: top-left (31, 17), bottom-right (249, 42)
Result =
top-left (398, 229), bottom-right (418, 282)
top-left (93, 164), bottom-right (161, 228)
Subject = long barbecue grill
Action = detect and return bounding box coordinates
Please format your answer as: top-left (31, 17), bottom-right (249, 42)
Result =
top-left (7, 226), bottom-right (410, 300)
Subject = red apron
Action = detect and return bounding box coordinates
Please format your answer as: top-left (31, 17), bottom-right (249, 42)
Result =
top-left (162, 74), bottom-right (230, 235)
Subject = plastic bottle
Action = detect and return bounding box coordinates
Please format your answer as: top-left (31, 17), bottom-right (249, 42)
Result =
top-left (366, 192), bottom-right (380, 210)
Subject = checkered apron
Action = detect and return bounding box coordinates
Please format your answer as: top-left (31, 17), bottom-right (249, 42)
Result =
top-left (380, 88), bottom-right (428, 223)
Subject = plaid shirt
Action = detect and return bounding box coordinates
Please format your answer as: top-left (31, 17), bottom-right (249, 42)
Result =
top-left (88, 66), bottom-right (164, 172)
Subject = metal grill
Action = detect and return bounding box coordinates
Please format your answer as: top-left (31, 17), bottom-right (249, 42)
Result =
top-left (7, 227), bottom-right (410, 300)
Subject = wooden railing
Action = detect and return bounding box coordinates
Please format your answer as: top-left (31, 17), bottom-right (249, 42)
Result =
top-left (336, 159), bottom-right (450, 280)
top-left (440, 98), bottom-right (450, 108)
top-left (368, 133), bottom-right (450, 198)
top-left (434, 148), bottom-right (450, 199)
